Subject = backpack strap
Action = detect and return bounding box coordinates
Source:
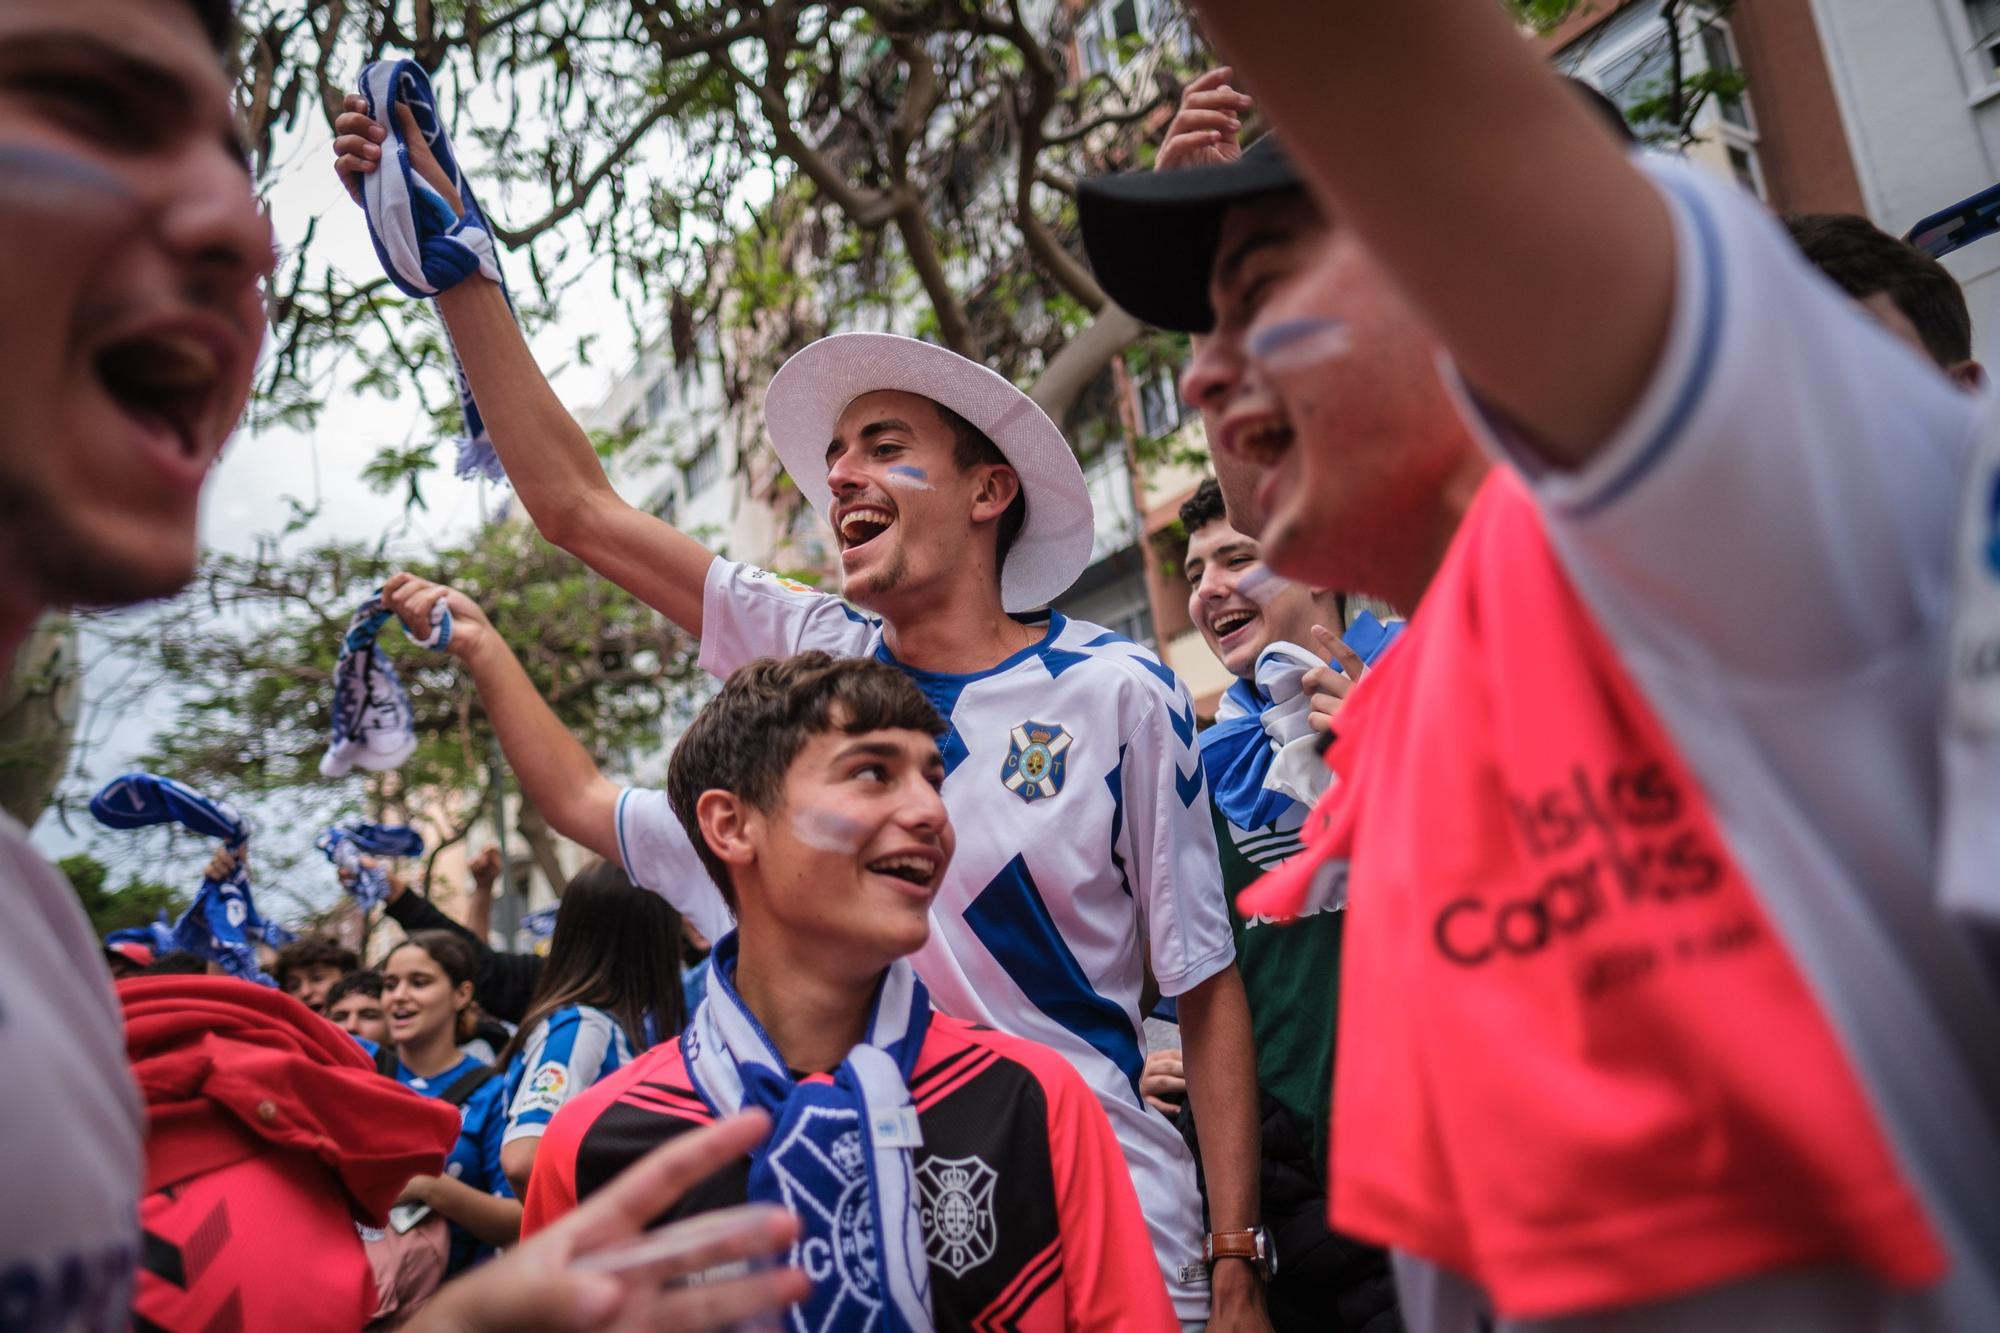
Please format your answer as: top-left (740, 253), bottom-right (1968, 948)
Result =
top-left (374, 1044), bottom-right (400, 1079)
top-left (437, 1062), bottom-right (499, 1108)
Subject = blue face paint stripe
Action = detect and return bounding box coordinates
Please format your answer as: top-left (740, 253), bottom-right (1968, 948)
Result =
top-left (964, 855), bottom-right (1145, 1092)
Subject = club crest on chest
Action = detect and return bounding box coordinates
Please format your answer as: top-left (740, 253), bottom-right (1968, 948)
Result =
top-left (1002, 722), bottom-right (1072, 802)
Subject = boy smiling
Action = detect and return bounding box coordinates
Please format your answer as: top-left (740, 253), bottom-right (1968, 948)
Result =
top-left (522, 653), bottom-right (1174, 1331)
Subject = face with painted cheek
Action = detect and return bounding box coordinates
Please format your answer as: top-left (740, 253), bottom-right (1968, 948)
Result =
top-left (824, 391), bottom-right (1013, 613)
top-left (0, 0), bottom-right (272, 615)
top-left (1219, 225), bottom-right (1477, 592)
top-left (738, 724), bottom-right (953, 977)
top-left (327, 991), bottom-right (390, 1045)
top-left (1183, 518), bottom-right (1327, 679)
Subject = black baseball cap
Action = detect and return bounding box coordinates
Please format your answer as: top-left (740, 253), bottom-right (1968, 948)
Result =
top-left (1077, 134), bottom-right (1304, 336)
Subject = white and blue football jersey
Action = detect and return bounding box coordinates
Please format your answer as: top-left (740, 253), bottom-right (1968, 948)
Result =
top-left (502, 1004), bottom-right (635, 1146)
top-left (615, 557), bottom-right (1234, 1319)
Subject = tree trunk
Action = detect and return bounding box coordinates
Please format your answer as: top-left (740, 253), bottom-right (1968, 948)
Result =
top-left (513, 796), bottom-right (569, 902)
top-left (1030, 305), bottom-right (1145, 426)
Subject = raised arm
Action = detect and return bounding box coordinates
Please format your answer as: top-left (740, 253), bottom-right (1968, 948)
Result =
top-left (1187, 0), bottom-right (1675, 466)
top-left (383, 573), bottom-right (623, 864)
top-left (334, 101), bottom-right (713, 635)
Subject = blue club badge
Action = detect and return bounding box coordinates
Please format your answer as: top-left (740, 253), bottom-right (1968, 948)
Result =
top-left (1002, 722), bottom-right (1072, 802)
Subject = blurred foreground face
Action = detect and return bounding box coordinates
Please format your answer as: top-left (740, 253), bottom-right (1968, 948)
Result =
top-left (0, 0), bottom-right (270, 612)
top-left (1211, 220), bottom-right (1476, 593)
top-left (283, 962), bottom-right (345, 1013)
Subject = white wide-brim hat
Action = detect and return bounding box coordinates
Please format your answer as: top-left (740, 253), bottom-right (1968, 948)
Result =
top-left (763, 332), bottom-right (1095, 613)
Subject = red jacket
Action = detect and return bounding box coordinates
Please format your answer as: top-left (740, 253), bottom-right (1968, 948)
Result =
top-left (121, 977), bottom-right (459, 1329)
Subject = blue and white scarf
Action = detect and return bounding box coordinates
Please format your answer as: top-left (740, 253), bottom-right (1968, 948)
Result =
top-left (356, 58), bottom-right (514, 484)
top-left (88, 773), bottom-right (282, 983)
top-left (520, 904), bottom-right (560, 940)
top-left (685, 934), bottom-right (934, 1333)
top-left (321, 590), bottom-right (450, 779)
top-left (1202, 611), bottom-right (1407, 828)
top-left (315, 820), bottom-right (426, 908)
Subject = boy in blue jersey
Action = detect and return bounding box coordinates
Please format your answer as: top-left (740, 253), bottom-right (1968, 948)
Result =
top-left (346, 105), bottom-right (1268, 1316)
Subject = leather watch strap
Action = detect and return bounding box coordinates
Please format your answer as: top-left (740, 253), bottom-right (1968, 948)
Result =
top-left (1205, 1230), bottom-right (1261, 1264)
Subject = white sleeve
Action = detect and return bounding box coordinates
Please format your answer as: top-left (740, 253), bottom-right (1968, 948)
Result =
top-left (1120, 676), bottom-right (1235, 997)
top-left (503, 1010), bottom-right (614, 1143)
top-left (1448, 157), bottom-right (1982, 681)
top-left (615, 787), bottom-right (737, 945)
top-left (696, 557), bottom-right (879, 678)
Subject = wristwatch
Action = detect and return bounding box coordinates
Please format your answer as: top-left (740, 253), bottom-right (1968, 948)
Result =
top-left (1203, 1227), bottom-right (1276, 1280)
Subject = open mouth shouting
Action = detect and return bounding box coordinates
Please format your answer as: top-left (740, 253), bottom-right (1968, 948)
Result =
top-left (91, 313), bottom-right (239, 491)
top-left (1222, 413), bottom-right (1295, 469)
top-left (836, 500), bottom-right (897, 553)
top-left (1207, 605), bottom-right (1261, 653)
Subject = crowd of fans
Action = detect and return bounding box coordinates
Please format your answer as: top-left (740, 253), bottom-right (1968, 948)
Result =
top-left (7, 0), bottom-right (2000, 1329)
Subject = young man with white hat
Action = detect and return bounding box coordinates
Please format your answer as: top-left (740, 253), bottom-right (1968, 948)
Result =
top-left (335, 96), bottom-right (1270, 1330)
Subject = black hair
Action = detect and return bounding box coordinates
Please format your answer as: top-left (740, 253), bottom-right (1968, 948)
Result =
top-left (139, 951), bottom-right (211, 976)
top-left (1562, 76), bottom-right (1638, 145)
top-left (1786, 213), bottom-right (1974, 369)
top-left (934, 401), bottom-right (1030, 575)
top-left (324, 969), bottom-right (384, 1009)
top-left (273, 936), bottom-right (359, 992)
top-left (667, 652), bottom-right (946, 907)
top-left (496, 860), bottom-right (686, 1068)
top-left (1177, 477), bottom-right (1228, 550)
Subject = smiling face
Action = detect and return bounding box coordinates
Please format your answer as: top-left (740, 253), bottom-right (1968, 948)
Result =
top-left (327, 990), bottom-right (389, 1045)
top-left (1183, 516), bottom-right (1334, 679)
top-left (1185, 197), bottom-right (1484, 596)
top-left (823, 390), bottom-right (1018, 615)
top-left (381, 945), bottom-right (472, 1051)
top-left (712, 721), bottom-right (954, 979)
top-left (0, 0), bottom-right (270, 622)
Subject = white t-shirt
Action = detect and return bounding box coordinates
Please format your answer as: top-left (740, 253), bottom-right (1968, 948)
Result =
top-left (1430, 157), bottom-right (2000, 1329)
top-left (0, 812), bottom-right (144, 1330)
top-left (616, 559), bottom-right (1236, 1319)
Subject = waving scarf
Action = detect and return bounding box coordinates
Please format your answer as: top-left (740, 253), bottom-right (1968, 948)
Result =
top-left (321, 591), bottom-right (450, 779)
top-left (356, 58), bottom-right (515, 484)
top-left (1202, 612), bottom-right (1405, 830)
top-left (315, 821), bottom-right (426, 908)
top-left (89, 773), bottom-right (283, 982)
top-left (685, 934), bottom-right (933, 1333)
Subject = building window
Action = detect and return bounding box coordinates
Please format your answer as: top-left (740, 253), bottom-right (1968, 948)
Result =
top-left (1137, 365), bottom-right (1183, 439)
top-left (681, 433), bottom-right (722, 497)
top-left (1078, 0), bottom-right (1165, 76)
top-left (1968, 0), bottom-right (2000, 78)
top-left (648, 486), bottom-right (678, 526)
top-left (1558, 3), bottom-right (1765, 200)
top-left (644, 375), bottom-right (670, 424)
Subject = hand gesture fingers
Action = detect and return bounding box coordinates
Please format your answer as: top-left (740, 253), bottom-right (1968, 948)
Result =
top-left (1157, 67), bottom-right (1254, 172)
top-left (331, 96), bottom-right (386, 205)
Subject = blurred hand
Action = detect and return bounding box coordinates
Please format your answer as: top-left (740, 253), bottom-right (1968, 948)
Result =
top-left (383, 572), bottom-right (493, 662)
top-left (468, 846), bottom-right (503, 891)
top-left (1302, 625), bottom-right (1367, 735)
top-left (1140, 1049), bottom-right (1186, 1115)
top-left (1156, 67), bottom-right (1254, 172)
top-left (203, 845), bottom-right (242, 883)
top-left (333, 95), bottom-right (463, 214)
top-left (406, 1112), bottom-right (808, 1333)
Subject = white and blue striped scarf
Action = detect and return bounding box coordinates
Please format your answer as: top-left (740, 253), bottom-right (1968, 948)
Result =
top-left (685, 933), bottom-right (934, 1333)
top-left (355, 58), bottom-right (514, 484)
top-left (321, 590), bottom-right (450, 779)
top-left (89, 773), bottom-right (286, 983)
top-left (315, 821), bottom-right (426, 908)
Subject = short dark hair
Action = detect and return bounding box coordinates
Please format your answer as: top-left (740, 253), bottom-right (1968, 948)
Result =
top-left (934, 401), bottom-right (1030, 575)
top-left (273, 936), bottom-right (358, 991)
top-left (667, 653), bottom-right (946, 909)
top-left (1177, 478), bottom-right (1229, 556)
top-left (1563, 77), bottom-right (1638, 145)
top-left (324, 969), bottom-right (383, 1009)
top-left (140, 951), bottom-right (210, 976)
top-left (1785, 213), bottom-right (1973, 369)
